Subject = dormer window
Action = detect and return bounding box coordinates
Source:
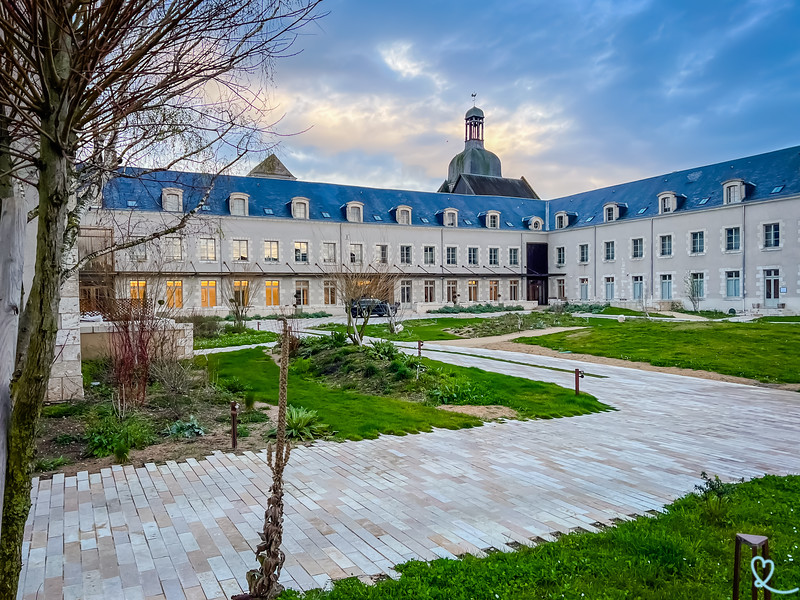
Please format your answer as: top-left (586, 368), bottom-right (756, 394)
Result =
top-left (444, 209), bottom-right (458, 227)
top-left (162, 188), bottom-right (183, 212)
top-left (604, 205), bottom-right (615, 222)
top-left (486, 211), bottom-right (500, 229)
top-left (228, 193), bottom-right (249, 216)
top-left (291, 197), bottom-right (309, 219)
top-left (723, 179), bottom-right (745, 205)
top-left (554, 211), bottom-right (568, 230)
top-left (396, 205), bottom-right (412, 225)
top-left (346, 201), bottom-right (363, 223)
top-left (527, 217), bottom-right (544, 231)
top-left (658, 192), bottom-right (677, 214)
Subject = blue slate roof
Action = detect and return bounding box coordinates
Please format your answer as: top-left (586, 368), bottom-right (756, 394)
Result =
top-left (547, 145), bottom-right (800, 229)
top-left (104, 145), bottom-right (800, 231)
top-left (103, 167), bottom-right (548, 230)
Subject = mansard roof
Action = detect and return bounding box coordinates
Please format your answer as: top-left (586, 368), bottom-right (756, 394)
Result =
top-left (546, 145), bottom-right (800, 229)
top-left (103, 168), bottom-right (548, 230)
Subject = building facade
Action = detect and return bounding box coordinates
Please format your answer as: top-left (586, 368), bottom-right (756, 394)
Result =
top-left (80, 108), bottom-right (800, 316)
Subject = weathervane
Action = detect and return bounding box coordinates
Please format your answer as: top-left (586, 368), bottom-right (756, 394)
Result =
top-left (471, 92), bottom-right (477, 106)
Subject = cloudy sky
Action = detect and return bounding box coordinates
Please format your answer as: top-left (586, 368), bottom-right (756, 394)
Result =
top-left (255, 0), bottom-right (800, 199)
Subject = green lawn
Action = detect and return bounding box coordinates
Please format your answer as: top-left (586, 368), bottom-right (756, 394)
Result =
top-left (281, 474), bottom-right (800, 600)
top-left (600, 306), bottom-right (674, 318)
top-left (315, 318), bottom-right (484, 341)
top-left (757, 316), bottom-right (800, 323)
top-left (515, 320), bottom-right (800, 383)
top-left (204, 349), bottom-right (481, 440)
top-left (194, 330), bottom-right (278, 350)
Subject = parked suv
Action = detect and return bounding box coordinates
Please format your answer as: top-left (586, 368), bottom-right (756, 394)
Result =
top-left (350, 298), bottom-right (398, 318)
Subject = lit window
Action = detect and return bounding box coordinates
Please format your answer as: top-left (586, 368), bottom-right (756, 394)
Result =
top-left (323, 280), bottom-right (337, 305)
top-left (265, 281), bottom-right (280, 306)
top-left (130, 280), bottom-right (147, 305)
top-left (166, 281), bottom-right (183, 309)
top-left (199, 238), bottom-right (216, 261)
top-left (468, 280), bottom-right (478, 302)
top-left (233, 280), bottom-right (250, 306)
top-left (200, 280), bottom-right (216, 307)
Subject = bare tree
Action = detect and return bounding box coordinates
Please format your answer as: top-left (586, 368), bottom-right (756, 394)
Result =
top-left (685, 272), bottom-right (702, 312)
top-left (0, 0), bottom-right (323, 594)
top-left (222, 268), bottom-right (261, 332)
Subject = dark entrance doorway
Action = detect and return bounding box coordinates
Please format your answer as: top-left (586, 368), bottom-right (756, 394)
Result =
top-left (526, 242), bottom-right (549, 305)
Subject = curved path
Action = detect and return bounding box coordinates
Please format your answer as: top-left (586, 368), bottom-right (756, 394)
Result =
top-left (18, 343), bottom-right (800, 600)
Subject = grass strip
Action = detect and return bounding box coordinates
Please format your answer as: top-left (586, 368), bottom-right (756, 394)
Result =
top-left (194, 330), bottom-right (278, 350)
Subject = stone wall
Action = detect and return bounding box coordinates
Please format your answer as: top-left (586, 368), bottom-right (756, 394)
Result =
top-left (47, 250), bottom-right (84, 402)
top-left (80, 319), bottom-right (194, 361)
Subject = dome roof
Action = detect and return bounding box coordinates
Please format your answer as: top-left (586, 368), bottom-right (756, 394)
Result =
top-left (465, 106), bottom-right (484, 119)
top-left (447, 146), bottom-right (501, 183)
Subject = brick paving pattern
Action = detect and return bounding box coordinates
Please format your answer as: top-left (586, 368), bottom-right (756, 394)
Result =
top-left (18, 344), bottom-right (800, 599)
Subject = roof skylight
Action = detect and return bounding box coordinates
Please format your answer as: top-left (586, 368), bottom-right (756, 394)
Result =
top-left (420, 217), bottom-right (429, 223)
top-left (698, 197), bottom-right (710, 205)
top-left (463, 219), bottom-right (472, 225)
top-left (373, 215), bottom-right (382, 221)
top-left (585, 216), bottom-right (594, 222)
top-left (321, 211), bottom-right (331, 218)
top-left (263, 208), bottom-right (274, 215)
top-left (505, 221), bottom-right (513, 227)
top-left (637, 207), bottom-right (647, 214)
top-left (771, 185), bottom-right (785, 194)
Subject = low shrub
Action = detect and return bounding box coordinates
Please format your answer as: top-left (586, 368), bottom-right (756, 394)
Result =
top-left (175, 314), bottom-right (223, 338)
top-left (34, 456), bottom-right (70, 472)
top-left (218, 376), bottom-right (251, 395)
top-left (53, 433), bottom-right (83, 445)
top-left (41, 402), bottom-right (88, 419)
top-left (261, 311), bottom-right (333, 320)
top-left (238, 410), bottom-right (271, 424)
top-left (427, 378), bottom-right (490, 405)
top-left (150, 359), bottom-right (195, 399)
top-left (363, 362), bottom-right (379, 377)
top-left (266, 405), bottom-right (331, 440)
top-left (366, 339), bottom-right (399, 361)
top-left (428, 303), bottom-right (524, 314)
top-left (163, 415), bottom-right (205, 438)
top-left (552, 302), bottom-right (610, 314)
top-left (236, 424), bottom-right (251, 438)
top-left (86, 413), bottom-right (155, 460)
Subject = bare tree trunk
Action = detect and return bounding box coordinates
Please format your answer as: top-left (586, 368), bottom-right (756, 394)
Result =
top-left (238, 319), bottom-right (292, 599)
top-left (0, 117), bottom-right (71, 597)
top-left (0, 116), bottom-right (25, 541)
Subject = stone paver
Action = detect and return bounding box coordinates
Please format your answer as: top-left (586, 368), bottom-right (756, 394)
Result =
top-left (19, 344), bottom-right (800, 599)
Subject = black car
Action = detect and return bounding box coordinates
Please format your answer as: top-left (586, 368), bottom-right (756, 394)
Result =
top-left (350, 298), bottom-right (398, 318)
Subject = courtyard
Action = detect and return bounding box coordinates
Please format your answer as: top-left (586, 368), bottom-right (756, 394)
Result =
top-left (19, 337), bottom-right (800, 599)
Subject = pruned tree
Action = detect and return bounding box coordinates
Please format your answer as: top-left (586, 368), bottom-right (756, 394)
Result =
top-left (0, 0), bottom-right (324, 594)
top-left (222, 268), bottom-right (261, 332)
top-left (685, 272), bottom-right (702, 312)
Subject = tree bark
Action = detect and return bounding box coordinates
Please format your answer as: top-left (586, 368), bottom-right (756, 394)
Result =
top-left (0, 116), bottom-right (26, 541)
top-left (0, 118), bottom-right (71, 599)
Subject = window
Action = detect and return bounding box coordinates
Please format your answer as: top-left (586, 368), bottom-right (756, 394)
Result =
top-left (604, 205), bottom-right (615, 222)
top-left (468, 247), bottom-right (478, 265)
top-left (294, 281), bottom-right (309, 306)
top-left (508, 248), bottom-right (519, 266)
top-left (424, 280), bottom-right (435, 303)
top-left (162, 188), bottom-right (182, 212)
top-left (726, 271), bottom-right (741, 297)
top-left (691, 231), bottom-right (705, 254)
top-left (555, 246), bottom-right (565, 266)
top-left (199, 238), bottom-right (216, 261)
top-left (446, 247), bottom-right (458, 266)
top-left (604, 277), bottom-right (614, 300)
top-left (264, 241), bottom-right (279, 263)
top-left (397, 207), bottom-right (412, 225)
top-left (725, 184), bottom-right (740, 204)
top-left (487, 213), bottom-right (500, 229)
top-left (200, 280), bottom-right (216, 307)
top-left (347, 203), bottom-right (363, 222)
top-left (376, 244), bottom-right (388, 264)
top-left (632, 238), bottom-right (644, 259)
top-left (509, 280), bottom-right (519, 301)
top-left (166, 281), bottom-right (183, 309)
top-left (423, 246), bottom-right (436, 265)
top-left (322, 242), bottom-right (336, 264)
top-left (488, 248), bottom-right (499, 266)
top-left (446, 280), bottom-right (458, 303)
top-left (579, 244), bottom-right (589, 264)
top-left (265, 281), bottom-right (280, 306)
top-left (400, 245), bottom-right (412, 265)
top-left (660, 274), bottom-right (672, 300)
top-left (764, 223), bottom-right (780, 248)
top-left (292, 198), bottom-right (309, 219)
top-left (350, 243), bottom-right (363, 264)
top-left (528, 217), bottom-right (543, 231)
top-left (400, 280), bottom-right (412, 303)
top-left (468, 280), bottom-right (478, 302)
top-left (489, 280), bottom-right (499, 301)
top-left (130, 280), bottom-right (147, 304)
top-left (131, 240), bottom-right (147, 261)
top-left (323, 280), bottom-right (336, 305)
top-left (233, 280), bottom-right (250, 306)
top-left (660, 235), bottom-right (672, 257)
top-left (232, 239), bottom-right (248, 261)
top-left (164, 237), bottom-right (182, 261)
top-left (555, 214), bottom-right (565, 229)
top-left (294, 242), bottom-right (309, 263)
top-left (604, 241), bottom-right (615, 261)
top-left (632, 275), bottom-right (643, 300)
top-left (580, 278), bottom-right (589, 301)
top-left (690, 273), bottom-right (705, 298)
top-left (557, 278), bottom-right (566, 300)
top-left (445, 210), bottom-right (458, 227)
top-left (660, 196), bottom-right (673, 214)
top-left (725, 227), bottom-right (740, 251)
top-left (229, 194), bottom-right (248, 216)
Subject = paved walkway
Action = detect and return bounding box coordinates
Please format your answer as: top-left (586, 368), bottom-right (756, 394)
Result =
top-left (19, 345), bottom-right (800, 599)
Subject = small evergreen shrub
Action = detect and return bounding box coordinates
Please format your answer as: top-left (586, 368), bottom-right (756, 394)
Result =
top-left (86, 414), bottom-right (155, 459)
top-left (163, 415), bottom-right (205, 438)
top-left (266, 405), bottom-right (331, 440)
